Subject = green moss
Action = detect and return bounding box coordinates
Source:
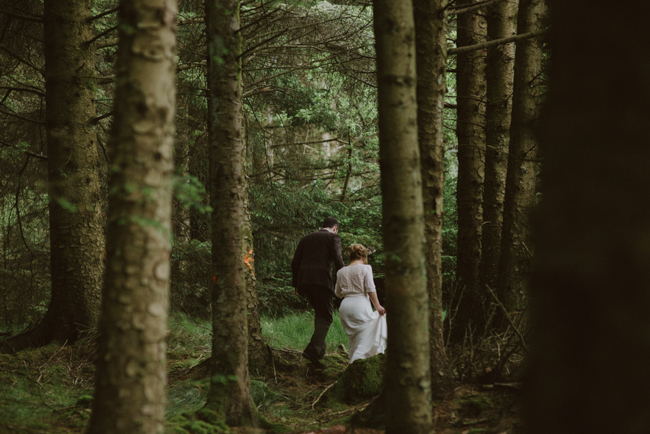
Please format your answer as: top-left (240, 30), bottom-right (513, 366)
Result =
top-left (183, 420), bottom-right (221, 434)
top-left (268, 422), bottom-right (293, 433)
top-left (350, 391), bottom-right (386, 430)
top-left (165, 427), bottom-right (190, 434)
top-left (197, 408), bottom-right (226, 429)
top-left (327, 354), bottom-right (386, 404)
top-left (75, 395), bottom-right (93, 409)
top-left (459, 396), bottom-right (493, 417)
top-left (167, 411), bottom-right (228, 434)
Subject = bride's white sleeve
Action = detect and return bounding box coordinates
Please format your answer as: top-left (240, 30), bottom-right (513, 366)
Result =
top-left (365, 265), bottom-right (376, 293)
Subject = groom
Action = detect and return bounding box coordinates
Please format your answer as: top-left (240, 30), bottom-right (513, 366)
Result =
top-left (291, 217), bottom-right (345, 369)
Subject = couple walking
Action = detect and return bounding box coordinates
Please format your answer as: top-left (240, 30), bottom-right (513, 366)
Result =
top-left (291, 217), bottom-right (387, 369)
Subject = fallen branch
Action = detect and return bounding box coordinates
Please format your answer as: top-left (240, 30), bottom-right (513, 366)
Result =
top-left (485, 285), bottom-right (529, 352)
top-left (312, 382), bottom-right (336, 409)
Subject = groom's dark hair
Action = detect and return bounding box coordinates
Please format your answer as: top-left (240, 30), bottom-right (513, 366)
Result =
top-left (322, 217), bottom-right (338, 229)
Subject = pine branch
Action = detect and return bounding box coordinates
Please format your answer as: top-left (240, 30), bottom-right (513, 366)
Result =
top-left (0, 46), bottom-right (45, 75)
top-left (0, 1), bottom-right (43, 21)
top-left (0, 141), bottom-right (47, 160)
top-left (448, 28), bottom-right (548, 55)
top-left (86, 25), bottom-right (118, 46)
top-left (96, 38), bottom-right (118, 49)
top-left (178, 61), bottom-right (207, 71)
top-left (89, 7), bottom-right (119, 22)
top-left (2, 11), bottom-right (43, 23)
top-left (447, 0), bottom-right (503, 16)
top-left (0, 108), bottom-right (45, 125)
top-left (0, 86), bottom-right (45, 97)
top-left (92, 111), bottom-right (113, 124)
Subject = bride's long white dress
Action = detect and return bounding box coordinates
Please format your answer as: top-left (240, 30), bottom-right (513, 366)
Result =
top-left (335, 264), bottom-right (387, 363)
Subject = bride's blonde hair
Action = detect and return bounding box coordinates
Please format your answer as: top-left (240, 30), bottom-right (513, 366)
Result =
top-left (348, 244), bottom-right (368, 264)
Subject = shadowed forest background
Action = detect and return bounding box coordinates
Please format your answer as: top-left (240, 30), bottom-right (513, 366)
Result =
top-left (1, 0), bottom-right (648, 433)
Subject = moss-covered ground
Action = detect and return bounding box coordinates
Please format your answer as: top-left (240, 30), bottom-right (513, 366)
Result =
top-left (0, 313), bottom-right (523, 433)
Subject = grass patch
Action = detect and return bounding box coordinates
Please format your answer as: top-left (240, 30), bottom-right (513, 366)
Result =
top-left (0, 342), bottom-right (95, 433)
top-left (261, 310), bottom-right (349, 352)
top-left (168, 313), bottom-right (212, 360)
top-left (0, 311), bottom-right (353, 433)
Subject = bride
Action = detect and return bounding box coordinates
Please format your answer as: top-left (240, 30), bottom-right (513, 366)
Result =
top-left (335, 244), bottom-right (387, 364)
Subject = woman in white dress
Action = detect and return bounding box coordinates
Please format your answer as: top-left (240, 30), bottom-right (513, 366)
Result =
top-left (335, 244), bottom-right (387, 363)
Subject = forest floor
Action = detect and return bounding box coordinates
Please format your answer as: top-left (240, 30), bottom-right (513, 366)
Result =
top-left (0, 321), bottom-right (524, 434)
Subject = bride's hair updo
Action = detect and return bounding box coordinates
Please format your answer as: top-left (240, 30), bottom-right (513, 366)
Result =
top-left (348, 244), bottom-right (368, 263)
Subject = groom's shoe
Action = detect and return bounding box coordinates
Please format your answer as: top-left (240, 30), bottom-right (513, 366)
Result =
top-left (302, 351), bottom-right (326, 370)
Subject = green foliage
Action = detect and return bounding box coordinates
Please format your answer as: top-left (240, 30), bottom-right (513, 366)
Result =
top-left (170, 241), bottom-right (212, 318)
top-left (173, 174), bottom-right (213, 214)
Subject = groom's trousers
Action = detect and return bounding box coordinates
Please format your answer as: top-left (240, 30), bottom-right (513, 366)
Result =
top-left (301, 284), bottom-right (334, 360)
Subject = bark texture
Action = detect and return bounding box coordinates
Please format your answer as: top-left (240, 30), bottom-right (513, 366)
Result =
top-left (497, 0), bottom-right (544, 319)
top-left (453, 0), bottom-right (488, 341)
top-left (374, 0), bottom-right (433, 431)
top-left (480, 0), bottom-right (517, 294)
top-left (413, 0), bottom-right (454, 393)
top-left (206, 0), bottom-right (259, 426)
top-left (88, 1), bottom-right (177, 433)
top-left (243, 141), bottom-right (273, 377)
top-left (526, 2), bottom-right (650, 433)
top-left (1, 0), bottom-right (105, 353)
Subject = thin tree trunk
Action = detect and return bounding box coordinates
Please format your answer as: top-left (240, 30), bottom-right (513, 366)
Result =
top-left (497, 0), bottom-right (544, 322)
top-left (374, 0), bottom-right (433, 430)
top-left (1, 0), bottom-right (105, 353)
top-left (205, 0), bottom-right (259, 426)
top-left (526, 2), bottom-right (650, 433)
top-left (453, 0), bottom-right (488, 342)
top-left (480, 0), bottom-right (517, 299)
top-left (413, 0), bottom-right (455, 393)
top-left (88, 1), bottom-right (177, 432)
top-left (243, 123), bottom-right (273, 377)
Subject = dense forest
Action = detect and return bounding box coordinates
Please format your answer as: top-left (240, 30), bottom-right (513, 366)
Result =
top-left (1, 0), bottom-right (647, 433)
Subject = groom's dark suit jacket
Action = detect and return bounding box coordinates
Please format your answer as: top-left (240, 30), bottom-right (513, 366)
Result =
top-left (291, 229), bottom-right (345, 293)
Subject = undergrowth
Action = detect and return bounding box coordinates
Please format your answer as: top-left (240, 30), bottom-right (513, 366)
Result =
top-left (0, 311), bottom-right (522, 434)
top-left (0, 311), bottom-right (355, 433)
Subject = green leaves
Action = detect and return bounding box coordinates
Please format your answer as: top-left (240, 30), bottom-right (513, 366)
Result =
top-left (173, 174), bottom-right (212, 214)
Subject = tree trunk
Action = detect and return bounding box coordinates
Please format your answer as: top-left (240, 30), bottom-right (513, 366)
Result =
top-left (453, 0), bottom-right (488, 342)
top-left (87, 1), bottom-right (177, 433)
top-left (413, 0), bottom-right (454, 393)
top-left (205, 0), bottom-right (259, 426)
top-left (243, 125), bottom-right (273, 377)
top-left (497, 0), bottom-right (544, 322)
top-left (1, 0), bottom-right (105, 353)
top-left (525, 2), bottom-right (650, 433)
top-left (480, 0), bottom-right (517, 296)
top-left (374, 0), bottom-right (433, 431)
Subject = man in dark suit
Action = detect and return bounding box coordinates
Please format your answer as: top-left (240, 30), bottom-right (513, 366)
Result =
top-left (291, 217), bottom-right (345, 369)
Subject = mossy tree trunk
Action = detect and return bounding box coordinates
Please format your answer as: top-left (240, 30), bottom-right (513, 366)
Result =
top-left (413, 0), bottom-right (454, 392)
top-left (453, 0), bottom-right (488, 342)
top-left (374, 0), bottom-right (433, 431)
top-left (1, 0), bottom-right (105, 353)
top-left (206, 0), bottom-right (259, 426)
top-left (497, 0), bottom-right (545, 321)
top-left (88, 1), bottom-right (177, 433)
top-left (480, 0), bottom-right (518, 298)
top-left (525, 1), bottom-right (650, 432)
